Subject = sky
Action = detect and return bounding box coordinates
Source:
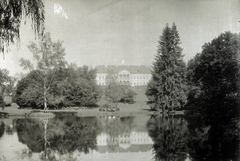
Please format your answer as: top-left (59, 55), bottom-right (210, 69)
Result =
top-left (1, 0), bottom-right (240, 76)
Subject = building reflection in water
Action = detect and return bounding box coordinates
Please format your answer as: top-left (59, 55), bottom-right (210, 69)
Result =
top-left (1, 113), bottom-right (238, 161)
top-left (96, 115), bottom-right (153, 153)
top-left (97, 131), bottom-right (153, 153)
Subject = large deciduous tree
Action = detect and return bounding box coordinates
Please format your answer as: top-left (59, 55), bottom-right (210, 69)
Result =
top-left (15, 64), bottom-right (101, 109)
top-left (20, 32), bottom-right (66, 112)
top-left (187, 32), bottom-right (240, 118)
top-left (14, 70), bottom-right (43, 108)
top-left (104, 72), bottom-right (137, 106)
top-left (65, 65), bottom-right (101, 107)
top-left (146, 23), bottom-right (187, 113)
top-left (0, 0), bottom-right (45, 54)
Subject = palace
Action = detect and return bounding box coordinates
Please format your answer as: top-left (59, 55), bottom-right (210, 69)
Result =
top-left (95, 65), bottom-right (152, 86)
top-left (96, 131), bottom-right (153, 153)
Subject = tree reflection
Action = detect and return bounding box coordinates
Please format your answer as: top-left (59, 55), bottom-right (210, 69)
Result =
top-left (15, 116), bottom-right (102, 160)
top-left (0, 121), bottom-right (4, 138)
top-left (16, 119), bottom-right (45, 153)
top-left (147, 102), bottom-right (240, 161)
top-left (47, 116), bottom-right (102, 155)
top-left (98, 116), bottom-right (135, 151)
top-left (186, 99), bottom-right (240, 161)
top-left (147, 115), bottom-right (190, 161)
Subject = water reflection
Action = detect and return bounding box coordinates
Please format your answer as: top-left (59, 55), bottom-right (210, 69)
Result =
top-left (9, 114), bottom-right (152, 160)
top-left (97, 115), bottom-right (153, 153)
top-left (147, 114), bottom-right (240, 161)
top-left (15, 115), bottom-right (102, 160)
top-left (0, 121), bottom-right (4, 138)
top-left (0, 112), bottom-right (239, 161)
top-left (147, 115), bottom-right (190, 161)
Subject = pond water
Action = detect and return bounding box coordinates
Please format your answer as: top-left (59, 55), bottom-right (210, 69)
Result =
top-left (0, 113), bottom-right (239, 161)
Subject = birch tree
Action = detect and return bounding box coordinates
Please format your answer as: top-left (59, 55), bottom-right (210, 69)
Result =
top-left (20, 32), bottom-right (66, 112)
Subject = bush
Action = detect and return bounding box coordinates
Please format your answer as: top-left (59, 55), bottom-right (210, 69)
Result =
top-left (4, 96), bottom-right (12, 106)
top-left (119, 87), bottom-right (137, 104)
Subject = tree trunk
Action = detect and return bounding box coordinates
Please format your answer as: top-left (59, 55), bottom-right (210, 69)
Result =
top-left (43, 83), bottom-right (48, 113)
top-left (44, 119), bottom-right (48, 159)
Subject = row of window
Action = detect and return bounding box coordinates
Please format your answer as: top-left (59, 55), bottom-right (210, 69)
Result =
top-left (130, 76), bottom-right (150, 80)
top-left (98, 138), bottom-right (151, 143)
top-left (97, 75), bottom-right (150, 80)
top-left (97, 82), bottom-right (148, 86)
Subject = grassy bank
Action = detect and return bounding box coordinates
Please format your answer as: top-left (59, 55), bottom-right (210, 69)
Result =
top-left (0, 86), bottom-right (184, 117)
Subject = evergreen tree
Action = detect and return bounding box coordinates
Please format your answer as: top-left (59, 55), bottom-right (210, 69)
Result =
top-left (146, 23), bottom-right (187, 112)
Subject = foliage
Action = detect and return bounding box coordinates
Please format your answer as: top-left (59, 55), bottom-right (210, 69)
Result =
top-left (64, 66), bottom-right (101, 107)
top-left (14, 65), bottom-right (101, 109)
top-left (147, 114), bottom-right (240, 161)
top-left (105, 81), bottom-right (137, 104)
top-left (3, 96), bottom-right (12, 106)
top-left (16, 37), bottom-right (100, 110)
top-left (19, 32), bottom-right (66, 111)
top-left (0, 94), bottom-right (5, 109)
top-left (147, 115), bottom-right (190, 161)
top-left (48, 117), bottom-right (101, 155)
top-left (98, 116), bottom-right (135, 151)
top-left (105, 80), bottom-right (122, 104)
top-left (15, 119), bottom-right (45, 152)
top-left (119, 86), bottom-right (137, 104)
top-left (15, 117), bottom-right (102, 157)
top-left (0, 68), bottom-right (15, 96)
top-left (0, 0), bottom-right (45, 54)
top-left (186, 32), bottom-right (240, 117)
top-left (146, 23), bottom-right (187, 112)
top-left (14, 70), bottom-right (43, 108)
top-left (0, 122), bottom-right (4, 138)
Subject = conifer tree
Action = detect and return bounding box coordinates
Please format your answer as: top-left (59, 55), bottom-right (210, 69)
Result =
top-left (146, 23), bottom-right (187, 112)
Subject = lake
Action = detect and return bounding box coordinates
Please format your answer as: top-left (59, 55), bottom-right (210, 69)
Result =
top-left (0, 113), bottom-right (239, 161)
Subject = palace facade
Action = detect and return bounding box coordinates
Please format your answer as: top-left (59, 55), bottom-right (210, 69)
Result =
top-left (95, 65), bottom-right (152, 86)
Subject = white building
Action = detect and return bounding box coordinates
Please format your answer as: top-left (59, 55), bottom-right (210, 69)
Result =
top-left (95, 65), bottom-right (152, 86)
top-left (96, 131), bottom-right (153, 153)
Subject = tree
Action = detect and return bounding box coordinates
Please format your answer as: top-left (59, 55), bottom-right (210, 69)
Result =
top-left (104, 72), bottom-right (137, 106)
top-left (0, 68), bottom-right (11, 94)
top-left (146, 23), bottom-right (187, 112)
top-left (53, 65), bottom-right (101, 107)
top-left (104, 72), bottom-right (122, 106)
top-left (0, 0), bottom-right (45, 55)
top-left (20, 32), bottom-right (66, 112)
top-left (187, 31), bottom-right (240, 117)
top-left (184, 54), bottom-right (202, 114)
top-left (14, 64), bottom-right (102, 109)
top-left (0, 68), bottom-right (14, 107)
top-left (118, 86), bottom-right (137, 104)
top-left (0, 94), bottom-right (5, 110)
top-left (14, 70), bottom-right (43, 108)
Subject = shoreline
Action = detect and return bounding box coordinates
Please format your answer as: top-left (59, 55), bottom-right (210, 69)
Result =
top-left (0, 104), bottom-right (184, 118)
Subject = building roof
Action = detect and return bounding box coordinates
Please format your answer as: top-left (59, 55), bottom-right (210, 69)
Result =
top-left (95, 65), bottom-right (151, 74)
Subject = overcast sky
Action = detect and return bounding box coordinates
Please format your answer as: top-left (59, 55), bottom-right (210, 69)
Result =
top-left (1, 0), bottom-right (240, 76)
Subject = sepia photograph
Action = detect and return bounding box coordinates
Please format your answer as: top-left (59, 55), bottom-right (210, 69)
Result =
top-left (0, 0), bottom-right (239, 160)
